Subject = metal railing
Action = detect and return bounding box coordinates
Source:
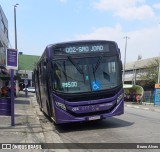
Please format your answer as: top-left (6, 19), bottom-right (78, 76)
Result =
top-left (142, 91), bottom-right (154, 103)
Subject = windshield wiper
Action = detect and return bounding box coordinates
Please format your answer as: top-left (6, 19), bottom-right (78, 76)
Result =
top-left (67, 56), bottom-right (84, 74)
top-left (94, 56), bottom-right (103, 72)
top-left (93, 56), bottom-right (110, 81)
top-left (92, 64), bottom-right (96, 82)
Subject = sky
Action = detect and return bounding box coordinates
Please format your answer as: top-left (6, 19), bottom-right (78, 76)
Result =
top-left (1, 0), bottom-right (160, 63)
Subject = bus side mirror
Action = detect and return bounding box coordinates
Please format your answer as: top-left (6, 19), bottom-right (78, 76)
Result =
top-left (118, 48), bottom-right (121, 59)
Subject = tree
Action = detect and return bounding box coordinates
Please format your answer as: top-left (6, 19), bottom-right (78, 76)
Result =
top-left (137, 59), bottom-right (160, 90)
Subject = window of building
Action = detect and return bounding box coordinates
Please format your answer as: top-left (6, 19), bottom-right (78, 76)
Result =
top-left (1, 19), bottom-right (5, 32)
top-left (5, 28), bottom-right (8, 38)
top-left (19, 73), bottom-right (28, 79)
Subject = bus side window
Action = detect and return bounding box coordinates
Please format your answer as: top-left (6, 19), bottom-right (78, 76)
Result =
top-left (42, 60), bottom-right (47, 83)
top-left (108, 62), bottom-right (116, 73)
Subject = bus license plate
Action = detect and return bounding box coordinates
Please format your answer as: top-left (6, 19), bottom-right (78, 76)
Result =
top-left (88, 116), bottom-right (100, 121)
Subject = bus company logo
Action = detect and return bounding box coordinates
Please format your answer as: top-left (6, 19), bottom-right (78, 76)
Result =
top-left (81, 106), bottom-right (90, 111)
top-left (2, 144), bottom-right (12, 149)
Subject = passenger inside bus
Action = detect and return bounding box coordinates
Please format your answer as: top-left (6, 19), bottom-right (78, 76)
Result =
top-left (53, 64), bottom-right (63, 91)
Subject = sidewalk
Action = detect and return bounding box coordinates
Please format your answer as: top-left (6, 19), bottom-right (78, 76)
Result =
top-left (0, 92), bottom-right (69, 152)
top-left (124, 101), bottom-right (160, 113)
top-left (0, 93), bottom-right (45, 151)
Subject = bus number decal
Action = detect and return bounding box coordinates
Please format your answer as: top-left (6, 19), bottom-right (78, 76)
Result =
top-left (65, 47), bottom-right (76, 53)
top-left (62, 82), bottom-right (77, 88)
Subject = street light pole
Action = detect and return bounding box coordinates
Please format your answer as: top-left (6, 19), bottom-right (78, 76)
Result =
top-left (123, 36), bottom-right (130, 84)
top-left (11, 4), bottom-right (19, 126)
top-left (14, 4), bottom-right (20, 97)
top-left (14, 4), bottom-right (19, 49)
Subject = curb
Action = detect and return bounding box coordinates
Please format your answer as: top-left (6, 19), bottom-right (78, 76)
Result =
top-left (124, 103), bottom-right (160, 113)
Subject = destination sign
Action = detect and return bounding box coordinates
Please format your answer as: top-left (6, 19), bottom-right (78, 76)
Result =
top-left (53, 43), bottom-right (116, 55)
top-left (65, 45), bottom-right (105, 54)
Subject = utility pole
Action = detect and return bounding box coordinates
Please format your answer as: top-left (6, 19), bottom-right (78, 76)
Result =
top-left (158, 62), bottom-right (160, 84)
top-left (133, 64), bottom-right (136, 85)
top-left (123, 36), bottom-right (130, 84)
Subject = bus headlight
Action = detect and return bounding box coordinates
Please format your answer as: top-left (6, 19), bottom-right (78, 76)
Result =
top-left (117, 93), bottom-right (124, 104)
top-left (55, 101), bottom-right (66, 111)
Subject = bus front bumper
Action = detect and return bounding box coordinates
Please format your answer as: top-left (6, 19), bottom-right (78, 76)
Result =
top-left (54, 100), bottom-right (124, 124)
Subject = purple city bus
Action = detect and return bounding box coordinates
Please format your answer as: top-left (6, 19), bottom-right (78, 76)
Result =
top-left (33, 40), bottom-right (124, 124)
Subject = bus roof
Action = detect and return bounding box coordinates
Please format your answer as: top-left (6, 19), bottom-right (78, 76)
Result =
top-left (35, 40), bottom-right (120, 68)
top-left (47, 40), bottom-right (118, 48)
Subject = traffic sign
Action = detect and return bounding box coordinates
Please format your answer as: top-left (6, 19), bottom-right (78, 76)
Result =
top-left (154, 88), bottom-right (160, 106)
top-left (155, 83), bottom-right (160, 88)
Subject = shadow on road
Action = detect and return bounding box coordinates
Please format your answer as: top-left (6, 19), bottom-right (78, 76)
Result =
top-left (18, 92), bottom-right (35, 98)
top-left (55, 117), bottom-right (134, 133)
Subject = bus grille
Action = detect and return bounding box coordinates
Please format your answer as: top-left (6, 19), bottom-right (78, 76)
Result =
top-left (67, 103), bottom-right (116, 117)
top-left (66, 93), bottom-right (116, 102)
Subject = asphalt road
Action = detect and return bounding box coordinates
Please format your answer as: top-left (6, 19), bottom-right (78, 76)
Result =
top-left (33, 96), bottom-right (160, 152)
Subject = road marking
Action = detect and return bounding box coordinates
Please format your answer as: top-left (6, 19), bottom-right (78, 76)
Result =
top-left (143, 108), bottom-right (149, 110)
top-left (125, 104), bottom-right (160, 112)
top-left (126, 105), bottom-right (132, 107)
top-left (154, 109), bottom-right (160, 112)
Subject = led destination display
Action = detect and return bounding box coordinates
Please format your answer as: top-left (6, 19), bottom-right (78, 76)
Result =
top-left (53, 42), bottom-right (116, 55)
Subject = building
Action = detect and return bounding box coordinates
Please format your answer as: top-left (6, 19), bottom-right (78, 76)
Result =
top-left (124, 56), bottom-right (160, 90)
top-left (0, 5), bottom-right (9, 90)
top-left (0, 5), bottom-right (8, 53)
top-left (0, 5), bottom-right (39, 96)
top-left (18, 53), bottom-right (40, 90)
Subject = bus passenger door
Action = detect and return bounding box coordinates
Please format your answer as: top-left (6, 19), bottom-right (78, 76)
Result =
top-left (39, 58), bottom-right (49, 115)
top-left (46, 61), bottom-right (55, 118)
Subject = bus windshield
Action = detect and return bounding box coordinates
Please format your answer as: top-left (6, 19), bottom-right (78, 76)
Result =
top-left (52, 56), bottom-right (121, 93)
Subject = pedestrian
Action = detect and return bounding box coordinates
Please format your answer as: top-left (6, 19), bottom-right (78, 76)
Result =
top-left (136, 94), bottom-right (141, 104)
top-left (1, 86), bottom-right (8, 97)
top-left (25, 88), bottom-right (28, 97)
